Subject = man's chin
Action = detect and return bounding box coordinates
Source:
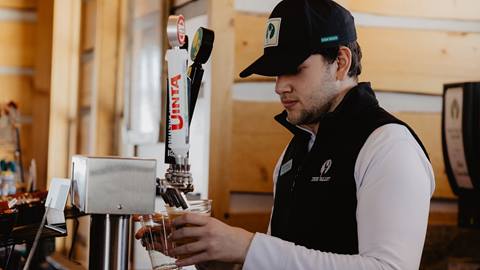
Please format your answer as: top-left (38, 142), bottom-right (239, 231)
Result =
top-left (286, 114), bottom-right (301, 125)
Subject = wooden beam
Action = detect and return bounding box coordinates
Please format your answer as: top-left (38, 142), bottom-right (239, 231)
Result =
top-left (79, 54), bottom-right (93, 108)
top-left (208, 0), bottom-right (235, 221)
top-left (33, 0), bottom-right (53, 92)
top-left (78, 112), bottom-right (91, 155)
top-left (31, 91), bottom-right (50, 190)
top-left (32, 0), bottom-right (53, 190)
top-left (91, 0), bottom-right (119, 156)
top-left (48, 0), bottom-right (81, 181)
top-left (113, 0), bottom-right (129, 156)
top-left (81, 0), bottom-right (96, 52)
top-left (0, 21), bottom-right (35, 67)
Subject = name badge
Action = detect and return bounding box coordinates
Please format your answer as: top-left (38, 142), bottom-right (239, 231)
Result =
top-left (280, 159), bottom-right (293, 176)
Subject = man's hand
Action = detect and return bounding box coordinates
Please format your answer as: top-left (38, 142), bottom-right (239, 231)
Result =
top-left (133, 214), bottom-right (173, 253)
top-left (169, 213), bottom-right (255, 267)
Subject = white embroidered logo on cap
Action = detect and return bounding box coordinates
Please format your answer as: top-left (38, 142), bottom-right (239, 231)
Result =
top-left (264, 18), bottom-right (281, 48)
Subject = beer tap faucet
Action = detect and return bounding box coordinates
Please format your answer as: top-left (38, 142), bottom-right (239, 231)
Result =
top-left (157, 15), bottom-right (214, 209)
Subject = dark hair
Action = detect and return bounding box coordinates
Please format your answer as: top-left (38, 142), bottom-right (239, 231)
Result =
top-left (314, 41), bottom-right (362, 78)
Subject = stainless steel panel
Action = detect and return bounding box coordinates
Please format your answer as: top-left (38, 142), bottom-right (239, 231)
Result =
top-left (72, 156), bottom-right (156, 214)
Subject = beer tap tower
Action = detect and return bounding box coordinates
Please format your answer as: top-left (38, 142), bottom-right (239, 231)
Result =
top-left (158, 15), bottom-right (214, 209)
top-left (70, 15), bottom-right (214, 270)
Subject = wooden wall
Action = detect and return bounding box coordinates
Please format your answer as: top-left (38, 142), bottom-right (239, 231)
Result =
top-left (0, 3), bottom-right (35, 174)
top-left (0, 0), bottom-right (53, 190)
top-left (209, 0), bottom-right (480, 232)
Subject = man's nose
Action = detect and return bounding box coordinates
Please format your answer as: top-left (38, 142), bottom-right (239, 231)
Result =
top-left (275, 76), bottom-right (292, 95)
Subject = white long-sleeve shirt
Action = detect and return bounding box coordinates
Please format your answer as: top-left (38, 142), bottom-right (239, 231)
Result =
top-left (243, 123), bottom-right (435, 270)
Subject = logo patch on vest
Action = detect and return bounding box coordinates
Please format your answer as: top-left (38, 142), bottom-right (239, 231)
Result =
top-left (280, 159), bottom-right (293, 176)
top-left (311, 159), bottom-right (332, 182)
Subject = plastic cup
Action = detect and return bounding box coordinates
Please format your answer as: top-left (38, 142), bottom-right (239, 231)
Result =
top-left (166, 199), bottom-right (212, 260)
top-left (140, 213), bottom-right (179, 270)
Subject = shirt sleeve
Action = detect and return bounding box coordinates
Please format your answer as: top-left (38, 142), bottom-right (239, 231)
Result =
top-left (243, 124), bottom-right (435, 270)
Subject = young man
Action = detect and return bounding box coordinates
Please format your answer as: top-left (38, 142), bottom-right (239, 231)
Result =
top-left (165, 0), bottom-right (435, 269)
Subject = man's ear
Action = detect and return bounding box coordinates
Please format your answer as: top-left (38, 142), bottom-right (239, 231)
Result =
top-left (336, 46), bottom-right (352, 81)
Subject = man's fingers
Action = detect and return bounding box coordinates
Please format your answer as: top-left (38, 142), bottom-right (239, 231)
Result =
top-left (132, 214), bottom-right (152, 222)
top-left (170, 241), bottom-right (206, 256)
top-left (172, 213), bottom-right (209, 227)
top-left (133, 213), bottom-right (165, 222)
top-left (135, 227), bottom-right (148, 239)
top-left (170, 226), bottom-right (204, 241)
top-left (176, 252), bottom-right (211, 267)
top-left (136, 224), bottom-right (172, 239)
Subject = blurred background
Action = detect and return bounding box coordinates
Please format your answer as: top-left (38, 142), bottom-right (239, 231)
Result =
top-left (0, 0), bottom-right (479, 269)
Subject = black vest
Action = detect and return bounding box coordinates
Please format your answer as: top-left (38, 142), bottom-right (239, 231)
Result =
top-left (270, 82), bottom-right (429, 254)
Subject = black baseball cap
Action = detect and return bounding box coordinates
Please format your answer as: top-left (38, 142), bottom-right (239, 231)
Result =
top-left (239, 0), bottom-right (357, 78)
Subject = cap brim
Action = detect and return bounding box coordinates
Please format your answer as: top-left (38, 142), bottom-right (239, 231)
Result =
top-left (239, 51), bottom-right (309, 78)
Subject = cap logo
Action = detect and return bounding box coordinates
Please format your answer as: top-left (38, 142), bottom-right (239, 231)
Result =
top-left (321, 35), bottom-right (339, 43)
top-left (264, 18), bottom-right (281, 48)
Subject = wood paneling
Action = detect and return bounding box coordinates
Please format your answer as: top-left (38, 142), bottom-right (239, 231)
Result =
top-left (0, 21), bottom-right (35, 67)
top-left (48, 0), bottom-right (81, 182)
top-left (0, 75), bottom-right (33, 114)
top-left (234, 13), bottom-right (268, 82)
top-left (0, 76), bottom-right (35, 187)
top-left (0, 0), bottom-right (35, 9)
top-left (394, 112), bottom-right (455, 199)
top-left (230, 101), bottom-right (290, 193)
top-left (428, 209), bottom-right (457, 226)
top-left (234, 13), bottom-right (480, 95)
top-left (92, 0), bottom-right (119, 156)
top-left (81, 0), bottom-right (96, 52)
top-left (224, 212), bottom-right (271, 233)
top-left (0, 101), bottom-right (32, 178)
top-left (357, 27), bottom-right (480, 95)
top-left (346, 0), bottom-right (480, 21)
top-left (208, 0), bottom-right (235, 222)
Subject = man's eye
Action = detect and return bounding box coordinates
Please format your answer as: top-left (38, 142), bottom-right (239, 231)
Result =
top-left (295, 66), bottom-right (305, 74)
top-left (284, 66), bottom-right (305, 76)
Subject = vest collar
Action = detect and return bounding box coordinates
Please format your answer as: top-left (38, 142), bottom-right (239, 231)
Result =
top-left (275, 82), bottom-right (378, 136)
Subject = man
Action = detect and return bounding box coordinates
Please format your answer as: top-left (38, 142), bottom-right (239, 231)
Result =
top-left (156, 0), bottom-right (435, 269)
